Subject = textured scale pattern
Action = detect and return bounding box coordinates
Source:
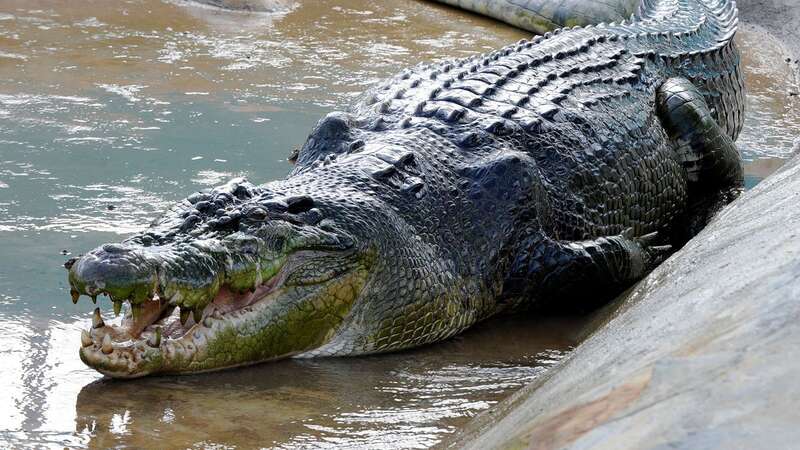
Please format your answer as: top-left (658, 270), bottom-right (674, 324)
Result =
top-left (67, 0), bottom-right (746, 374)
top-left (297, 0), bottom-right (744, 354)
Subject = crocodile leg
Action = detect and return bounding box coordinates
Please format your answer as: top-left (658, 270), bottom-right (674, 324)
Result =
top-left (505, 231), bottom-right (671, 312)
top-left (657, 77), bottom-right (744, 239)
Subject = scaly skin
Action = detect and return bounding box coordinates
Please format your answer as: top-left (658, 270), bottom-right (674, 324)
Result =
top-left (434, 0), bottom-right (641, 35)
top-left (66, 0), bottom-right (744, 377)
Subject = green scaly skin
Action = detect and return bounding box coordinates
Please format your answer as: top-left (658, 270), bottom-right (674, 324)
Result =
top-left (67, 0), bottom-right (744, 378)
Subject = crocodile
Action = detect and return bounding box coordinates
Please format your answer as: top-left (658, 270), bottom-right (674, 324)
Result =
top-left (433, 0), bottom-right (641, 35)
top-left (66, 0), bottom-right (744, 378)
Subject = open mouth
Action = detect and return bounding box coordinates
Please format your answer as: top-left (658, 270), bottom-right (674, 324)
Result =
top-left (81, 265), bottom-right (286, 348)
top-left (69, 242), bottom-right (369, 378)
top-left (73, 258), bottom-right (293, 378)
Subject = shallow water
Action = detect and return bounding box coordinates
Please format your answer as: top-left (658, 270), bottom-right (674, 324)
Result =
top-left (0, 1), bottom-right (798, 448)
top-left (736, 24), bottom-right (800, 187)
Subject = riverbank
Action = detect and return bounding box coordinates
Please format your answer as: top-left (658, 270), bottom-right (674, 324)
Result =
top-left (739, 0), bottom-right (800, 155)
top-left (738, 0), bottom-right (800, 79)
top-left (447, 0), bottom-right (800, 448)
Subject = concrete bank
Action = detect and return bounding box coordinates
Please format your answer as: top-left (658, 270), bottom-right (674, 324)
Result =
top-left (455, 154), bottom-right (800, 450)
top-left (442, 1), bottom-right (800, 449)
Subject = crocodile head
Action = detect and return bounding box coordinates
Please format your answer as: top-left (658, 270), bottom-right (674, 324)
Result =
top-left (67, 178), bottom-right (380, 378)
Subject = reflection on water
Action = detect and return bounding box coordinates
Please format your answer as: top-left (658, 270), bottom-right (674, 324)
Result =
top-left (71, 318), bottom-right (576, 449)
top-left (0, 0), bottom-right (798, 448)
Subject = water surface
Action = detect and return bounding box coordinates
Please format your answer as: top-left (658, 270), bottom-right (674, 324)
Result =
top-left (0, 1), bottom-right (798, 448)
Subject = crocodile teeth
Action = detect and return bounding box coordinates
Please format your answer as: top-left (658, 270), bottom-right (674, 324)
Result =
top-left (131, 303), bottom-right (142, 322)
top-left (193, 308), bottom-right (203, 324)
top-left (71, 289), bottom-right (80, 304)
top-left (148, 327), bottom-right (162, 348)
top-left (113, 300), bottom-right (122, 317)
top-left (81, 329), bottom-right (93, 347)
top-left (101, 334), bottom-right (113, 354)
top-left (92, 308), bottom-right (105, 329)
top-left (180, 308), bottom-right (191, 326)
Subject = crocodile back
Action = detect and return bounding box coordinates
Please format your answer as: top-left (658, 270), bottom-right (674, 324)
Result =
top-left (280, 0), bottom-right (746, 334)
top-left (335, 0), bottom-right (742, 240)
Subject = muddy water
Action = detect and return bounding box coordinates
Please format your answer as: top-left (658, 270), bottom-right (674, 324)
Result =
top-left (0, 1), bottom-right (798, 448)
top-left (737, 23), bottom-right (800, 187)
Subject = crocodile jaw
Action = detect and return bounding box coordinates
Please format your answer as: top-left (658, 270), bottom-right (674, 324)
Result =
top-left (77, 262), bottom-right (371, 378)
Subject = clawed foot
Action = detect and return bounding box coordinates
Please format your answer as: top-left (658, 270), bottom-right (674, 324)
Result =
top-left (621, 228), bottom-right (673, 270)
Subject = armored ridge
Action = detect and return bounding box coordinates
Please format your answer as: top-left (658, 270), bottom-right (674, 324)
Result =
top-left (66, 0), bottom-right (745, 377)
top-left (350, 0), bottom-right (743, 148)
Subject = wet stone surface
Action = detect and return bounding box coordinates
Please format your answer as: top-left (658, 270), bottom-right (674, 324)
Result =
top-left (458, 139), bottom-right (800, 450)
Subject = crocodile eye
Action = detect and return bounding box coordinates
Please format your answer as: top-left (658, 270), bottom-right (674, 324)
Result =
top-left (286, 195), bottom-right (314, 214)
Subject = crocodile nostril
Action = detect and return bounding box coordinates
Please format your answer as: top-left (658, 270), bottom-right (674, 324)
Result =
top-left (64, 257), bottom-right (79, 270)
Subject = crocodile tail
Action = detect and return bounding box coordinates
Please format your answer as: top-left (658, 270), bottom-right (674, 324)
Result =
top-left (630, 0), bottom-right (743, 139)
top-left (431, 0), bottom-right (639, 34)
top-left (633, 0), bottom-right (738, 44)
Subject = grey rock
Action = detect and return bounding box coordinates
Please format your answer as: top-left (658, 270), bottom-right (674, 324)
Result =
top-left (455, 146), bottom-right (800, 450)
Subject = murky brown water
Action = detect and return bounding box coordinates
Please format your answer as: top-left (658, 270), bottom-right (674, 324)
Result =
top-left (0, 1), bottom-right (798, 448)
top-left (736, 23), bottom-right (800, 187)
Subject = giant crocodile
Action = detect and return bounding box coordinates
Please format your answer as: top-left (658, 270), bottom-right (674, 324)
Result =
top-left (66, 0), bottom-right (744, 378)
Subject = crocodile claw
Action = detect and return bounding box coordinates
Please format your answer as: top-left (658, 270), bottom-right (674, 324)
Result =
top-left (635, 231), bottom-right (661, 247)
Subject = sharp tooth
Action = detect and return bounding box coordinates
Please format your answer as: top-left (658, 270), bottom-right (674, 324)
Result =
top-left (180, 308), bottom-right (191, 326)
top-left (71, 289), bottom-right (80, 304)
top-left (113, 300), bottom-right (122, 317)
top-left (92, 308), bottom-right (105, 329)
top-left (81, 329), bottom-right (93, 347)
top-left (131, 303), bottom-right (142, 322)
top-left (148, 327), bottom-right (162, 348)
top-left (101, 334), bottom-right (113, 354)
top-left (193, 308), bottom-right (203, 324)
